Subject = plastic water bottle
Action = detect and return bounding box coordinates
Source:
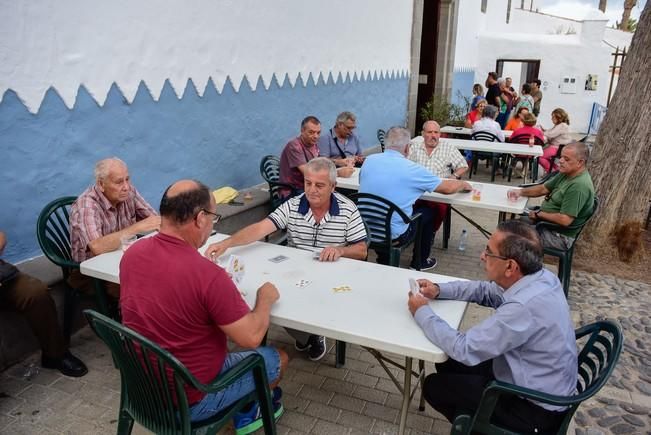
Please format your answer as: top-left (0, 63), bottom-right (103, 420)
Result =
top-left (458, 229), bottom-right (468, 251)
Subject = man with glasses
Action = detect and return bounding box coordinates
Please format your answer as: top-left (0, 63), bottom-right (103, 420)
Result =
top-left (407, 220), bottom-right (576, 434)
top-left (204, 158), bottom-right (367, 361)
top-left (120, 180), bottom-right (288, 430)
top-left (508, 142), bottom-right (594, 250)
top-left (318, 111), bottom-right (365, 168)
top-left (69, 157), bottom-right (160, 297)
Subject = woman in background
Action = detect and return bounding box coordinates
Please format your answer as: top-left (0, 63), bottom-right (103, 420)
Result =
top-left (470, 83), bottom-right (484, 110)
top-left (464, 98), bottom-right (487, 128)
top-left (505, 106), bottom-right (530, 131)
top-left (540, 108), bottom-right (572, 173)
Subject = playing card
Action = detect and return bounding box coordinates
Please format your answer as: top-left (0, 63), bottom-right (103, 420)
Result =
top-left (332, 285), bottom-right (352, 293)
top-left (216, 254), bottom-right (245, 285)
top-left (409, 278), bottom-right (420, 295)
top-left (269, 255), bottom-right (289, 263)
top-left (312, 250), bottom-right (322, 260)
top-left (295, 279), bottom-right (312, 288)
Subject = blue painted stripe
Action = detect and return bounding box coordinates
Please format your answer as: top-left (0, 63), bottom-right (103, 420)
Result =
top-left (0, 73), bottom-right (408, 262)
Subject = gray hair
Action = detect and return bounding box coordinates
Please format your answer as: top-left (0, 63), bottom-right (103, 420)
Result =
top-left (95, 157), bottom-right (126, 182)
top-left (497, 78), bottom-right (506, 87)
top-left (482, 105), bottom-right (498, 119)
top-left (496, 220), bottom-right (543, 275)
top-left (565, 142), bottom-right (590, 163)
top-left (305, 157), bottom-right (337, 184)
top-left (335, 111), bottom-right (356, 125)
top-left (384, 126), bottom-right (411, 151)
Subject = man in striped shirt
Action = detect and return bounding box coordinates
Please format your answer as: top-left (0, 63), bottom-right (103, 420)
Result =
top-left (205, 157), bottom-right (367, 361)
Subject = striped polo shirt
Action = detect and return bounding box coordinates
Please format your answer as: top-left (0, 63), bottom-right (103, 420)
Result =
top-left (268, 192), bottom-right (367, 251)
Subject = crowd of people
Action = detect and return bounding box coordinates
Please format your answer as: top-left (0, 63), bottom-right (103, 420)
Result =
top-left (464, 72), bottom-right (574, 178)
top-left (0, 105), bottom-right (595, 433)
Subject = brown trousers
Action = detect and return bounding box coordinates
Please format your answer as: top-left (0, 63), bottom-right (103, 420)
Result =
top-left (0, 272), bottom-right (66, 359)
top-left (67, 269), bottom-right (121, 299)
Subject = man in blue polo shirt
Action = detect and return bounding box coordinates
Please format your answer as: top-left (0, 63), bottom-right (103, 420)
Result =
top-left (204, 157), bottom-right (367, 361)
top-left (359, 126), bottom-right (471, 270)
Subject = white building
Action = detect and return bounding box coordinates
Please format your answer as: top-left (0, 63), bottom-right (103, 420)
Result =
top-left (450, 0), bottom-right (633, 133)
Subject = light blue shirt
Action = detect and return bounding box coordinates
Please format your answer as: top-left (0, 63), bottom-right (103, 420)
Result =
top-left (414, 268), bottom-right (577, 411)
top-left (318, 129), bottom-right (363, 159)
top-left (359, 150), bottom-right (441, 237)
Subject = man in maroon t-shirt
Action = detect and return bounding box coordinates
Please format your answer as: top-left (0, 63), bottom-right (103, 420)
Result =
top-left (120, 179), bottom-right (288, 423)
top-left (279, 116), bottom-right (353, 196)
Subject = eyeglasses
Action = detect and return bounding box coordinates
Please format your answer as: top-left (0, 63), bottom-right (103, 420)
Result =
top-left (201, 209), bottom-right (222, 224)
top-left (483, 246), bottom-right (509, 261)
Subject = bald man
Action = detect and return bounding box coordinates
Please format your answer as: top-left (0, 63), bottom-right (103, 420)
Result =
top-left (70, 157), bottom-right (160, 263)
top-left (120, 180), bottom-right (287, 427)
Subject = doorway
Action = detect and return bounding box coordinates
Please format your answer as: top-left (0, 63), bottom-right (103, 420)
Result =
top-left (496, 59), bottom-right (540, 92)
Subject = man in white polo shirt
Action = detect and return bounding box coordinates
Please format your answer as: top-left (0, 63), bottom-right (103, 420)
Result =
top-left (204, 157), bottom-right (367, 361)
top-left (409, 120), bottom-right (469, 246)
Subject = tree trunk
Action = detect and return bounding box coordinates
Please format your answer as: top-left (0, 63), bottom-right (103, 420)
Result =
top-left (619, 0), bottom-right (637, 30)
top-left (578, 1), bottom-right (651, 260)
top-left (599, 0), bottom-right (607, 13)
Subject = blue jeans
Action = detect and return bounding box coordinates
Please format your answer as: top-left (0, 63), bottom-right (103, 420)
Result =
top-left (189, 347), bottom-right (281, 422)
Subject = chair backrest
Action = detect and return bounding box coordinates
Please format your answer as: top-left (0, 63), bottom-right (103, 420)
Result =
top-left (259, 154), bottom-right (281, 183)
top-left (470, 131), bottom-right (501, 142)
top-left (84, 310), bottom-right (197, 435)
top-left (259, 155), bottom-right (291, 210)
top-left (572, 195), bottom-right (599, 242)
top-left (509, 134), bottom-right (545, 146)
top-left (36, 196), bottom-right (78, 272)
top-left (377, 129), bottom-right (386, 152)
top-left (573, 320), bottom-right (623, 401)
top-left (349, 193), bottom-right (413, 251)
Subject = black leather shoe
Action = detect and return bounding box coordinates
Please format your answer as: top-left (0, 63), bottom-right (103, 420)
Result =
top-left (42, 351), bottom-right (88, 377)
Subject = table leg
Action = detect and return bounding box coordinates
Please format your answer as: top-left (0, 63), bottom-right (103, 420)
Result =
top-left (398, 357), bottom-right (413, 435)
top-left (498, 211), bottom-right (506, 223)
top-left (442, 206), bottom-right (452, 249)
top-left (418, 359), bottom-right (426, 411)
top-left (335, 340), bottom-right (346, 368)
top-left (532, 157), bottom-right (539, 182)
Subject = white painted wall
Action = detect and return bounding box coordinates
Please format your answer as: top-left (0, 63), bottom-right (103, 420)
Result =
top-left (475, 32), bottom-right (610, 132)
top-left (0, 0), bottom-right (414, 113)
top-left (452, 0), bottom-right (633, 133)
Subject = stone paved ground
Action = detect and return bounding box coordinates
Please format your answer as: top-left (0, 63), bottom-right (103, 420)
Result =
top-left (1, 167), bottom-right (649, 434)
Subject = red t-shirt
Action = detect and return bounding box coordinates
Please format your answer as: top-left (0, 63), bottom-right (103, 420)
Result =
top-left (279, 136), bottom-right (319, 190)
top-left (120, 233), bottom-right (250, 404)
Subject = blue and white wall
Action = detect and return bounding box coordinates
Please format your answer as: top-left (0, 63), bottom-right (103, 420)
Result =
top-left (0, 0), bottom-right (414, 262)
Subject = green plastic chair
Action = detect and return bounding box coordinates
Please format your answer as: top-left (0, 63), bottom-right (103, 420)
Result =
top-left (450, 320), bottom-right (623, 435)
top-left (537, 196), bottom-right (599, 296)
top-left (259, 155), bottom-right (299, 211)
top-left (377, 129), bottom-right (386, 152)
top-left (36, 196), bottom-right (114, 337)
top-left (83, 309), bottom-right (277, 435)
top-left (349, 192), bottom-right (423, 269)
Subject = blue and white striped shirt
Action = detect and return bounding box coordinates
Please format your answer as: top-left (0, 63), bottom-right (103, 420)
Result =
top-left (268, 192), bottom-right (366, 251)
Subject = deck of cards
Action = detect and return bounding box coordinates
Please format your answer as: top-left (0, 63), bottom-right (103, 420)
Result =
top-left (332, 285), bottom-right (352, 293)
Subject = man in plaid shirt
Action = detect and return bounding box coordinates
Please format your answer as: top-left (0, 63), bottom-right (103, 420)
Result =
top-left (408, 120), bottom-right (468, 242)
top-left (69, 157), bottom-right (160, 296)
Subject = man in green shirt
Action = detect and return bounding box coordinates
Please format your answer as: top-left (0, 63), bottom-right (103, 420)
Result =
top-left (508, 142), bottom-right (594, 249)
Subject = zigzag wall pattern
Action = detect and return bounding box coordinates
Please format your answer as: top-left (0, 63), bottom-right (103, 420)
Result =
top-left (0, 72), bottom-right (409, 262)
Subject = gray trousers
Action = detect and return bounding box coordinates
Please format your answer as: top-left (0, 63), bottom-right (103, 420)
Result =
top-left (520, 216), bottom-right (574, 250)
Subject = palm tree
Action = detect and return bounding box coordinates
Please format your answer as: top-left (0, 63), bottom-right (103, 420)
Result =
top-left (619, 0), bottom-right (637, 31)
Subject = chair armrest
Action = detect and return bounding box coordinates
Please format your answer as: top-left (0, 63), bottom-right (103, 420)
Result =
top-left (536, 219), bottom-right (582, 233)
top-left (187, 354), bottom-right (267, 394)
top-left (269, 181), bottom-right (299, 195)
top-left (482, 380), bottom-right (578, 407)
top-left (408, 212), bottom-right (422, 224)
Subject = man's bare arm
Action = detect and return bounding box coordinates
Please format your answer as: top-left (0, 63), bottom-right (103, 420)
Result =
top-left (220, 282), bottom-right (279, 348)
top-left (204, 218), bottom-right (277, 259)
top-left (435, 179), bottom-right (473, 194)
top-left (519, 183), bottom-right (549, 198)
